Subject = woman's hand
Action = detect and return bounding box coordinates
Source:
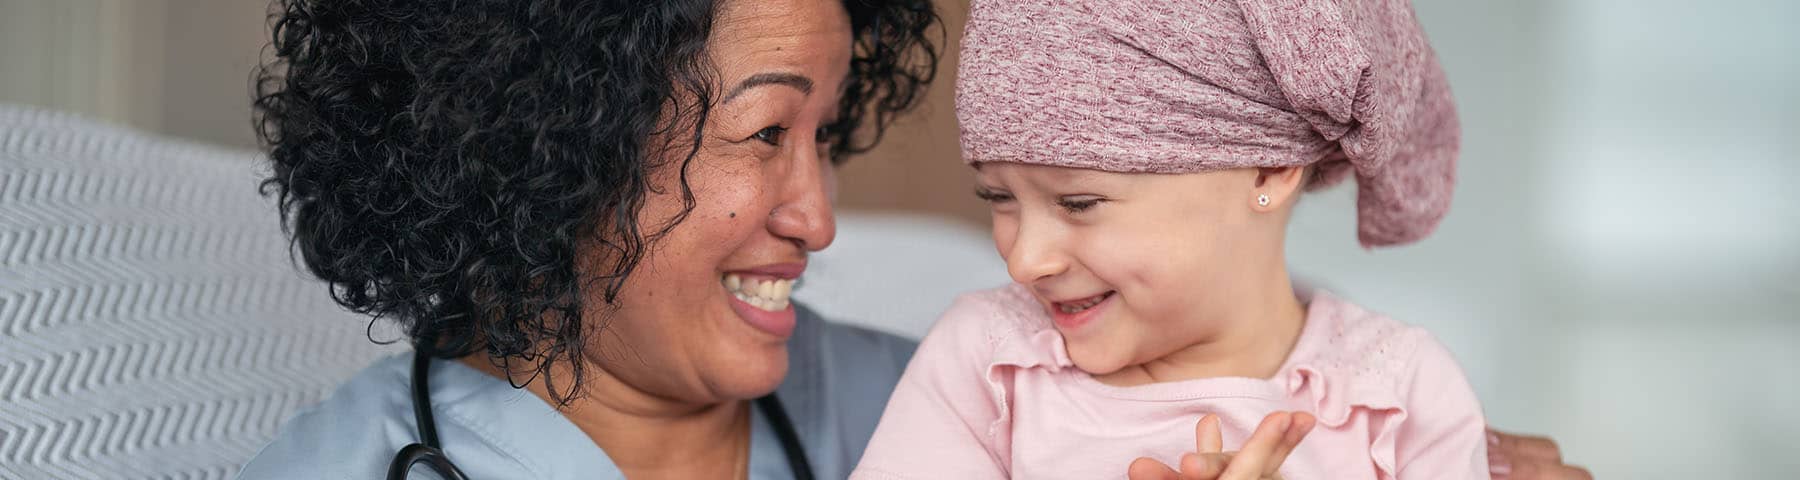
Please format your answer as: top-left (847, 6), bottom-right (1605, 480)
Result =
top-left (1487, 428), bottom-right (1592, 480)
top-left (1127, 411), bottom-right (1316, 480)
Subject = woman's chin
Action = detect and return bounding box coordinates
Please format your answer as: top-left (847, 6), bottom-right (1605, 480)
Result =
top-left (705, 347), bottom-right (790, 399)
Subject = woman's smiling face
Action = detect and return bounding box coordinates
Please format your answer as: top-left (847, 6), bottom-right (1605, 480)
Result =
top-left (582, 0), bottom-right (852, 404)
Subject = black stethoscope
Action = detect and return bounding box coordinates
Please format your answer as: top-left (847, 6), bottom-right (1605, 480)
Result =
top-left (387, 348), bottom-right (816, 480)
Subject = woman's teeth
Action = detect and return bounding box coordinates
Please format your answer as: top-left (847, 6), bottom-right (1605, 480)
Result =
top-left (723, 274), bottom-right (794, 312)
top-left (1058, 293), bottom-right (1110, 314)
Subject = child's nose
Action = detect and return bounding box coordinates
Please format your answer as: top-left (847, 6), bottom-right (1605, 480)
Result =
top-left (1004, 220), bottom-right (1069, 284)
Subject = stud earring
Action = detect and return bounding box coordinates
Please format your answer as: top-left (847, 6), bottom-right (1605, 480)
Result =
top-left (1256, 194), bottom-right (1271, 207)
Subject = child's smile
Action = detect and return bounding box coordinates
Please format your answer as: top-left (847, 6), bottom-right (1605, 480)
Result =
top-left (1046, 290), bottom-right (1116, 331)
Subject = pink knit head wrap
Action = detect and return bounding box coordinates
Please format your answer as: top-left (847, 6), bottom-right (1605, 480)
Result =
top-left (956, 0), bottom-right (1460, 247)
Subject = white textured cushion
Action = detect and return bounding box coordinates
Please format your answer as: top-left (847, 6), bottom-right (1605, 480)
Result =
top-left (0, 105), bottom-right (399, 480)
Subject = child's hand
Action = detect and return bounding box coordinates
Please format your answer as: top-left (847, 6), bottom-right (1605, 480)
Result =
top-left (1126, 411), bottom-right (1317, 480)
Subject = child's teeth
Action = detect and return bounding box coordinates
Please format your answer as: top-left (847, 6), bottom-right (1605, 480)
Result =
top-left (725, 274), bottom-right (741, 291)
top-left (1057, 293), bottom-right (1110, 314)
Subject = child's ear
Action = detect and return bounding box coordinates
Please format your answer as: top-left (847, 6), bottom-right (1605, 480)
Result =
top-left (1251, 166), bottom-right (1307, 211)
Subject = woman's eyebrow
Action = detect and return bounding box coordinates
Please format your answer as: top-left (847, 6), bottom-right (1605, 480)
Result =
top-left (723, 72), bottom-right (814, 103)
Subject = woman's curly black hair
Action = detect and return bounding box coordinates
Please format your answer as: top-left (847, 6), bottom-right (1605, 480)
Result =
top-left (253, 0), bottom-right (939, 404)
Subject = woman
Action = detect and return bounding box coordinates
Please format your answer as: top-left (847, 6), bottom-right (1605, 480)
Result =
top-left (236, 0), bottom-right (1587, 478)
top-left (241, 0), bottom-right (934, 477)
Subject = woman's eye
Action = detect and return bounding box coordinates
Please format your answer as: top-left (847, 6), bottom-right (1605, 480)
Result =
top-left (1057, 197), bottom-right (1104, 213)
top-left (752, 126), bottom-right (788, 145)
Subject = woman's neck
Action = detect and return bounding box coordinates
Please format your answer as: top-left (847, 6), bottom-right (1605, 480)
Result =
top-left (461, 356), bottom-right (753, 479)
top-left (1096, 269), bottom-right (1308, 386)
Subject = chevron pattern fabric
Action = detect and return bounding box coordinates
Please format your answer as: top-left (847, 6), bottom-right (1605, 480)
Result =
top-left (0, 105), bottom-right (401, 479)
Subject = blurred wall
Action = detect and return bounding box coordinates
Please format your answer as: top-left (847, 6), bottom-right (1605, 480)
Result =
top-left (0, 0), bottom-right (165, 133)
top-left (0, 0), bottom-right (268, 149)
top-left (2, 0), bottom-right (1795, 478)
top-left (835, 0), bottom-right (988, 224)
top-left (1527, 1), bottom-right (1799, 476)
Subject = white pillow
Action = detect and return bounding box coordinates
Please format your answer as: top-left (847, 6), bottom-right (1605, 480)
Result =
top-left (0, 105), bottom-right (398, 479)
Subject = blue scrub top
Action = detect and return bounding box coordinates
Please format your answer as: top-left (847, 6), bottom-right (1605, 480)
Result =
top-left (236, 304), bottom-right (918, 479)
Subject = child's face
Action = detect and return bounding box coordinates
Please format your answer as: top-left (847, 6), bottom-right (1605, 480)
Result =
top-left (975, 162), bottom-right (1281, 375)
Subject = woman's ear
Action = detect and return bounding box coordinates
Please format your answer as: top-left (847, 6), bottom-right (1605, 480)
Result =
top-left (1251, 166), bottom-right (1307, 212)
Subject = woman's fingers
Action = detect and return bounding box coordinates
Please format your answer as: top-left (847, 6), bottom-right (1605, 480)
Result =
top-left (1499, 458), bottom-right (1594, 480)
top-left (1196, 414), bottom-right (1224, 453)
top-left (1487, 428), bottom-right (1591, 480)
top-left (1218, 411), bottom-right (1292, 480)
top-left (1129, 456), bottom-right (1182, 480)
top-left (1260, 411), bottom-right (1315, 477)
top-left (1488, 428), bottom-right (1564, 462)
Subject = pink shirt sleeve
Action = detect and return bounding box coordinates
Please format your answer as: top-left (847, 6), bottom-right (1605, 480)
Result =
top-left (1393, 334), bottom-right (1489, 479)
top-left (851, 295), bottom-right (1011, 480)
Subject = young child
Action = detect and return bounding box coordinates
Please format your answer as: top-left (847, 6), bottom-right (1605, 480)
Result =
top-left (852, 0), bottom-right (1484, 479)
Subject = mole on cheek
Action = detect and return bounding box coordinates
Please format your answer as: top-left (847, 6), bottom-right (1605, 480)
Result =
top-left (729, 212), bottom-right (737, 218)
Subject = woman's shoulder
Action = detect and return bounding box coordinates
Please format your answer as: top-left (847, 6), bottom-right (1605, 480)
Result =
top-left (235, 354), bottom-right (420, 478)
top-left (783, 303), bottom-right (921, 410)
top-left (236, 353), bottom-right (605, 479)
top-left (777, 304), bottom-right (925, 475)
top-left (796, 304), bottom-right (920, 370)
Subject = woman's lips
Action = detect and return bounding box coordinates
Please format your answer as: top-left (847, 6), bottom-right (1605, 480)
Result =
top-left (721, 264), bottom-right (803, 337)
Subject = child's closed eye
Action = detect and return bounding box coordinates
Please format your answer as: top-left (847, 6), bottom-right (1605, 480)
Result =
top-left (974, 188), bottom-right (1014, 204)
top-left (1056, 195), bottom-right (1106, 213)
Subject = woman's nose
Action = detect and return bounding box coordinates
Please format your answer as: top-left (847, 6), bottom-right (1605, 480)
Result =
top-left (767, 154), bottom-right (836, 252)
top-left (1003, 217), bottom-right (1068, 285)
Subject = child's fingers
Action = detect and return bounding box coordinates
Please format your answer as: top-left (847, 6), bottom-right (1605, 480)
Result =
top-left (1196, 414), bottom-right (1224, 453)
top-left (1129, 457), bottom-right (1181, 480)
top-left (1219, 411), bottom-right (1291, 480)
top-left (1259, 411), bottom-right (1316, 477)
top-left (1178, 452), bottom-right (1228, 480)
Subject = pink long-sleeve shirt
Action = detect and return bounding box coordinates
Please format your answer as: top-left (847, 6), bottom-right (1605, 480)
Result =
top-left (853, 284), bottom-right (1487, 479)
